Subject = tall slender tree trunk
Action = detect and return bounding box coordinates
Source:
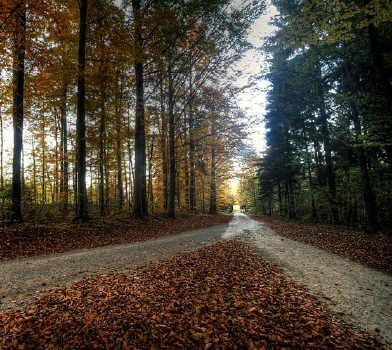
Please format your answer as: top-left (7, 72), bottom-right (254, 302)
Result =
top-left (99, 79), bottom-right (106, 216)
top-left (60, 83), bottom-right (68, 213)
top-left (209, 123), bottom-right (216, 214)
top-left (351, 105), bottom-right (379, 233)
top-left (148, 136), bottom-right (154, 214)
top-left (278, 182), bottom-right (283, 216)
top-left (116, 75), bottom-right (123, 211)
top-left (11, 1), bottom-right (26, 222)
top-left (168, 64), bottom-right (176, 218)
top-left (41, 121), bottom-right (46, 204)
top-left (307, 162), bottom-right (317, 222)
top-left (127, 112), bottom-right (134, 211)
top-left (32, 137), bottom-right (37, 204)
top-left (160, 75), bottom-right (168, 210)
top-left (0, 106), bottom-right (3, 190)
top-left (188, 68), bottom-right (196, 212)
top-left (183, 132), bottom-right (189, 209)
top-left (74, 0), bottom-right (88, 221)
top-left (54, 114), bottom-right (59, 203)
top-left (363, 0), bottom-right (392, 111)
top-left (132, 0), bottom-right (147, 218)
top-left (316, 60), bottom-right (339, 224)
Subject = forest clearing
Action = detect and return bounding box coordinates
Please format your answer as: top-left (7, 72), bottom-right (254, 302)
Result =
top-left (1, 0), bottom-right (392, 349)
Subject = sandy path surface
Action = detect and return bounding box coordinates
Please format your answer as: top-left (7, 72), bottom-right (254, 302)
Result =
top-left (1, 213), bottom-right (391, 344)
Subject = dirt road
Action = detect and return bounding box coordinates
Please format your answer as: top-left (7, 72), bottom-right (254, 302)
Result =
top-left (1, 213), bottom-right (391, 344)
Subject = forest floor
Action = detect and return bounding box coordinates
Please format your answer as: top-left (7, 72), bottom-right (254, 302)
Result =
top-left (0, 213), bottom-right (391, 348)
top-left (250, 215), bottom-right (392, 274)
top-left (0, 213), bottom-right (232, 261)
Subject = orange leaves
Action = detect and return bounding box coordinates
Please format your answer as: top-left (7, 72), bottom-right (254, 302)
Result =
top-left (0, 240), bottom-right (385, 349)
top-left (0, 214), bottom-right (232, 261)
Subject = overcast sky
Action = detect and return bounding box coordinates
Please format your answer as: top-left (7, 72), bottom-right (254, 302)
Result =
top-left (234, 5), bottom-right (277, 155)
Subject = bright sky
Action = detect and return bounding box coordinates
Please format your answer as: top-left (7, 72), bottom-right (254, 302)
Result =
top-left (234, 5), bottom-right (277, 155)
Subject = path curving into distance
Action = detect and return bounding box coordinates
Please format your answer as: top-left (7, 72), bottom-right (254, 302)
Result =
top-left (1, 213), bottom-right (391, 344)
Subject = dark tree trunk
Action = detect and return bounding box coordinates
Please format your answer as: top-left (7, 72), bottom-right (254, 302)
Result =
top-left (74, 0), bottom-right (88, 222)
top-left (278, 182), bottom-right (283, 216)
top-left (32, 138), bottom-right (37, 203)
top-left (288, 178), bottom-right (296, 219)
top-left (307, 162), bottom-right (317, 222)
top-left (209, 146), bottom-right (216, 214)
top-left (11, 1), bottom-right (26, 222)
top-left (168, 64), bottom-right (176, 218)
top-left (60, 83), bottom-right (69, 212)
top-left (132, 0), bottom-right (147, 218)
top-left (99, 80), bottom-right (106, 216)
top-left (316, 61), bottom-right (339, 224)
top-left (183, 123), bottom-right (189, 209)
top-left (148, 136), bottom-right (154, 214)
top-left (116, 76), bottom-right (123, 211)
top-left (351, 106), bottom-right (380, 233)
top-left (127, 112), bottom-right (134, 211)
top-left (0, 106), bottom-right (3, 190)
top-left (159, 76), bottom-right (168, 210)
top-left (188, 70), bottom-right (196, 212)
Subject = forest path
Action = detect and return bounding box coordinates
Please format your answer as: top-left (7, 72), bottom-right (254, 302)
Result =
top-left (1, 213), bottom-right (391, 344)
top-left (231, 213), bottom-right (392, 344)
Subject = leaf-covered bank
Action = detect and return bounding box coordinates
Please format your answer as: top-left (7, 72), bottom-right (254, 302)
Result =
top-left (0, 241), bottom-right (384, 349)
top-left (0, 214), bottom-right (232, 261)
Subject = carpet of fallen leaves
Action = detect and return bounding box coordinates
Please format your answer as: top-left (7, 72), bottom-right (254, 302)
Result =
top-left (251, 215), bottom-right (392, 274)
top-left (0, 240), bottom-right (384, 349)
top-left (0, 214), bottom-right (232, 261)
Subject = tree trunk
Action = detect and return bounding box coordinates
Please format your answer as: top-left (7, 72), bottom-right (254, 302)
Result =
top-left (60, 83), bottom-right (69, 213)
top-left (11, 1), bottom-right (26, 222)
top-left (159, 75), bottom-right (168, 210)
top-left (188, 69), bottom-right (196, 212)
top-left (351, 105), bottom-right (379, 233)
top-left (74, 0), bottom-right (88, 221)
top-left (99, 85), bottom-right (105, 216)
top-left (0, 106), bottom-right (3, 190)
top-left (209, 123), bottom-right (216, 214)
top-left (41, 121), bottom-right (46, 204)
top-left (54, 114), bottom-right (59, 203)
top-left (132, 0), bottom-right (148, 218)
top-left (316, 60), bottom-right (339, 224)
top-left (148, 136), bottom-right (154, 214)
top-left (116, 76), bottom-right (123, 211)
top-left (168, 64), bottom-right (176, 218)
top-left (127, 112), bottom-right (134, 211)
top-left (32, 137), bottom-right (37, 204)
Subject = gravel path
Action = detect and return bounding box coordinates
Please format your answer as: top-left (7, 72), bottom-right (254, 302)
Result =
top-left (1, 213), bottom-right (391, 344)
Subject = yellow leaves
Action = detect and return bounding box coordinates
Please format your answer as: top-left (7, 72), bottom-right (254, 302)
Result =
top-left (281, 0), bottom-right (392, 48)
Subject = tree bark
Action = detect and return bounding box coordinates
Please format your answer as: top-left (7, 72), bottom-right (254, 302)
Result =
top-left (132, 0), bottom-right (147, 218)
top-left (316, 60), bottom-right (339, 224)
top-left (99, 79), bottom-right (106, 216)
top-left (60, 83), bottom-right (68, 212)
top-left (168, 64), bottom-right (176, 218)
top-left (11, 1), bottom-right (26, 222)
top-left (188, 69), bottom-right (196, 212)
top-left (74, 0), bottom-right (88, 221)
top-left (209, 123), bottom-right (216, 214)
top-left (351, 105), bottom-right (380, 233)
top-left (0, 106), bottom-right (3, 190)
top-left (32, 137), bottom-right (37, 204)
top-left (116, 75), bottom-right (123, 211)
top-left (159, 75), bottom-right (168, 210)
